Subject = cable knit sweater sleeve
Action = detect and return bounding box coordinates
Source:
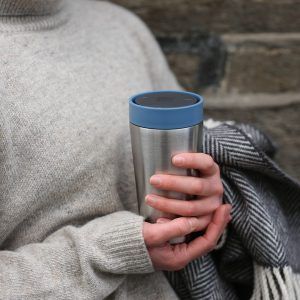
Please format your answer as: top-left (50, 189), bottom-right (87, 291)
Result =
top-left (0, 211), bottom-right (154, 299)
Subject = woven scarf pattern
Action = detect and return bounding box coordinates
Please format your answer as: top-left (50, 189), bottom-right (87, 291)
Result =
top-left (166, 122), bottom-right (300, 300)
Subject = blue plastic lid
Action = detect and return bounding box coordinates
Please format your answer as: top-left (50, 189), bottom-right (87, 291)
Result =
top-left (129, 90), bottom-right (203, 129)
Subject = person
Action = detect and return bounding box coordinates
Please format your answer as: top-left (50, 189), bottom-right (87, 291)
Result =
top-left (0, 0), bottom-right (231, 299)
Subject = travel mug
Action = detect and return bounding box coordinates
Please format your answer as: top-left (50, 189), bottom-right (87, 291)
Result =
top-left (129, 90), bottom-right (203, 243)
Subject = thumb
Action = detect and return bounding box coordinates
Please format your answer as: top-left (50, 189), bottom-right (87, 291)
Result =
top-left (144, 215), bottom-right (212, 247)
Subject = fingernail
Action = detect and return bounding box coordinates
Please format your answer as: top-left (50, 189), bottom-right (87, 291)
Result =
top-left (223, 206), bottom-right (229, 218)
top-left (145, 195), bottom-right (157, 204)
top-left (173, 156), bottom-right (185, 166)
top-left (156, 218), bottom-right (165, 224)
top-left (150, 175), bottom-right (161, 186)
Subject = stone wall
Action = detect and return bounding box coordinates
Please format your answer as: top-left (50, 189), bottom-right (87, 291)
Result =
top-left (111, 0), bottom-right (300, 180)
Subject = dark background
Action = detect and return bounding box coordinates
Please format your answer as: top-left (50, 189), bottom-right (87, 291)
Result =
top-left (110, 0), bottom-right (300, 180)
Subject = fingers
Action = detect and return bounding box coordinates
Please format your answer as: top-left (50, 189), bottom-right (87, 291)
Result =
top-left (143, 215), bottom-right (212, 247)
top-left (149, 153), bottom-right (223, 198)
top-left (172, 153), bottom-right (219, 176)
top-left (145, 204), bottom-right (232, 271)
top-left (147, 205), bottom-right (231, 271)
top-left (146, 194), bottom-right (222, 216)
top-left (185, 204), bottom-right (231, 261)
top-left (150, 174), bottom-right (223, 196)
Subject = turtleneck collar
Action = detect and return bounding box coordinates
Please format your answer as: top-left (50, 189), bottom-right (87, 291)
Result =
top-left (0, 0), bottom-right (64, 17)
top-left (0, 0), bottom-right (70, 32)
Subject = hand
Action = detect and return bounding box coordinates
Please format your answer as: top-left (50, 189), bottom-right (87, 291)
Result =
top-left (143, 204), bottom-right (231, 271)
top-left (145, 153), bottom-right (224, 218)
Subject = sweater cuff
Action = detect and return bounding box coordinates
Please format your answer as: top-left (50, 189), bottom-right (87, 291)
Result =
top-left (97, 211), bottom-right (155, 274)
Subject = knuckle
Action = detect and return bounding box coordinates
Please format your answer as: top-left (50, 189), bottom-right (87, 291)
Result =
top-left (214, 163), bottom-right (221, 174)
top-left (212, 197), bottom-right (222, 208)
top-left (166, 176), bottom-right (176, 188)
top-left (177, 218), bottom-right (191, 235)
top-left (190, 155), bottom-right (197, 167)
top-left (155, 199), bottom-right (166, 210)
top-left (204, 155), bottom-right (215, 170)
top-left (192, 179), bottom-right (203, 195)
top-left (214, 183), bottom-right (224, 196)
top-left (147, 230), bottom-right (157, 244)
top-left (185, 202), bottom-right (196, 216)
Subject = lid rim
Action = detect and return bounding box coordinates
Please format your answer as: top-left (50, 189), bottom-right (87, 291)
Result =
top-left (129, 90), bottom-right (204, 130)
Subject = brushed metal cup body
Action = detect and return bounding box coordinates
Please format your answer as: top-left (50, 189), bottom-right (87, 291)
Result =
top-left (129, 90), bottom-right (204, 244)
top-left (130, 123), bottom-right (203, 222)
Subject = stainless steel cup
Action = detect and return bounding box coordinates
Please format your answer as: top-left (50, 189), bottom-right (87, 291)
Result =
top-left (129, 91), bottom-right (204, 243)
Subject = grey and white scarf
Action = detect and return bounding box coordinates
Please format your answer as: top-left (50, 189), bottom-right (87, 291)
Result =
top-left (166, 121), bottom-right (300, 300)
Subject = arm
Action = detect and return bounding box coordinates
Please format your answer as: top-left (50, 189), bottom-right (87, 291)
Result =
top-left (0, 211), bottom-right (153, 299)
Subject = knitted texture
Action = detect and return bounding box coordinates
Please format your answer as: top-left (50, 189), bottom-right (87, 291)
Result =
top-left (166, 122), bottom-right (300, 300)
top-left (0, 0), bottom-right (63, 16)
top-left (0, 0), bottom-right (179, 299)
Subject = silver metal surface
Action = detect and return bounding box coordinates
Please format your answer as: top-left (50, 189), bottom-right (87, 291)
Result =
top-left (130, 123), bottom-right (203, 223)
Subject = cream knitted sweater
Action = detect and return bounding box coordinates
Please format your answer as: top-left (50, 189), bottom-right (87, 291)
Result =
top-left (0, 0), bottom-right (180, 298)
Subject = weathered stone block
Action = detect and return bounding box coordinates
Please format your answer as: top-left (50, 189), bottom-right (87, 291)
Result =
top-left (220, 33), bottom-right (300, 93)
top-left (111, 0), bottom-right (300, 34)
top-left (166, 52), bottom-right (200, 90)
top-left (159, 33), bottom-right (227, 90)
top-left (160, 33), bottom-right (300, 94)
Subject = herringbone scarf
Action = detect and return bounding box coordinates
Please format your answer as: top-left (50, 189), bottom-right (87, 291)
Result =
top-left (166, 121), bottom-right (300, 300)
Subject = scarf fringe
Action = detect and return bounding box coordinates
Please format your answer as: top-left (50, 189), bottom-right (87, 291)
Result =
top-left (251, 264), bottom-right (300, 300)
